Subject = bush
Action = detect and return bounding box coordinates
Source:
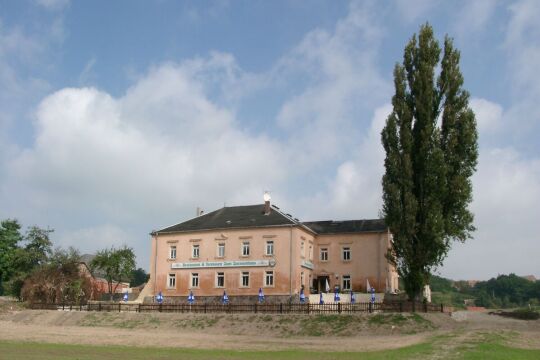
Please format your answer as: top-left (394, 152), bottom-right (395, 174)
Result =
top-left (495, 308), bottom-right (539, 321)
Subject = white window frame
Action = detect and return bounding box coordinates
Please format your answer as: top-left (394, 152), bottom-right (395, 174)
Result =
top-left (320, 248), bottom-right (328, 261)
top-left (342, 275), bottom-right (351, 291)
top-left (241, 271), bottom-right (250, 288)
top-left (191, 273), bottom-right (199, 288)
top-left (309, 245), bottom-right (313, 260)
top-left (192, 244), bottom-right (200, 259)
top-left (264, 270), bottom-right (274, 287)
top-left (300, 241), bottom-right (305, 258)
top-left (241, 241), bottom-right (250, 257)
top-left (217, 243), bottom-right (225, 258)
top-left (167, 273), bottom-right (176, 289)
top-left (216, 272), bottom-right (225, 288)
top-left (265, 240), bottom-right (274, 256)
top-left (342, 247), bottom-right (351, 261)
top-left (169, 245), bottom-right (177, 259)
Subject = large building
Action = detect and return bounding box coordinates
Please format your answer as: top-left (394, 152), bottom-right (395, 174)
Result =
top-left (147, 199), bottom-right (398, 303)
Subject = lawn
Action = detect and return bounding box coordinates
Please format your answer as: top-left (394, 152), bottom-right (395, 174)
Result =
top-left (0, 337), bottom-right (538, 360)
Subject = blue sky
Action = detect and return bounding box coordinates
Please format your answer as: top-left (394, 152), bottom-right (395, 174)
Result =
top-left (1, 0), bottom-right (539, 280)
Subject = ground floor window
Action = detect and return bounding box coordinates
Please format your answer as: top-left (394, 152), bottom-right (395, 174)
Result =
top-left (216, 272), bottom-right (225, 287)
top-left (241, 272), bottom-right (249, 287)
top-left (191, 273), bottom-right (199, 288)
top-left (342, 275), bottom-right (351, 291)
top-left (265, 271), bottom-right (274, 287)
top-left (167, 273), bottom-right (176, 288)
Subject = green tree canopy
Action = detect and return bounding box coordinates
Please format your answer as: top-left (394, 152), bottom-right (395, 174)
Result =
top-left (0, 219), bottom-right (23, 295)
top-left (90, 245), bottom-right (136, 299)
top-left (381, 23), bottom-right (478, 300)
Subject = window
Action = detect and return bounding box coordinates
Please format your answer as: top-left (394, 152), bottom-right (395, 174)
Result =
top-left (342, 275), bottom-right (351, 291)
top-left (191, 273), bottom-right (199, 288)
top-left (167, 273), bottom-right (176, 288)
top-left (300, 241), bottom-right (305, 257)
top-left (265, 271), bottom-right (274, 287)
top-left (320, 248), bottom-right (328, 261)
top-left (217, 243), bottom-right (225, 258)
top-left (266, 240), bottom-right (274, 256)
top-left (309, 245), bottom-right (313, 260)
top-left (216, 272), bottom-right (225, 288)
top-left (192, 244), bottom-right (200, 259)
top-left (301, 272), bottom-right (304, 288)
top-left (242, 242), bottom-right (250, 256)
top-left (342, 247), bottom-right (351, 261)
top-left (241, 271), bottom-right (250, 287)
top-left (169, 245), bottom-right (177, 259)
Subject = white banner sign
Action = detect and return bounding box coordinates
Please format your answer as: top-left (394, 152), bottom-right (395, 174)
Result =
top-left (171, 260), bottom-right (270, 269)
top-left (301, 260), bottom-right (314, 270)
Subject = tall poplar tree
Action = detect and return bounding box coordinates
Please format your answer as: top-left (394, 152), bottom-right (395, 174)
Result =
top-left (381, 24), bottom-right (478, 300)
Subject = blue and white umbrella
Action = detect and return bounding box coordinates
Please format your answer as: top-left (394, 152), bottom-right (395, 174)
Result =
top-left (222, 291), bottom-right (229, 304)
top-left (334, 288), bottom-right (340, 302)
top-left (371, 287), bottom-right (376, 304)
top-left (299, 288), bottom-right (305, 303)
top-left (188, 291), bottom-right (195, 304)
top-left (350, 290), bottom-right (356, 304)
top-left (156, 291), bottom-right (163, 304)
top-left (319, 292), bottom-right (324, 304)
top-left (123, 292), bottom-right (129, 302)
top-left (258, 288), bottom-right (265, 303)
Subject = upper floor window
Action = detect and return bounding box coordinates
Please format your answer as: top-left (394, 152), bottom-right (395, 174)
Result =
top-left (320, 248), bottom-right (328, 261)
top-left (242, 242), bottom-right (250, 256)
top-left (265, 240), bottom-right (274, 256)
top-left (309, 245), bottom-right (313, 260)
top-left (192, 244), bottom-right (200, 259)
top-left (167, 273), bottom-right (176, 288)
top-left (342, 247), bottom-right (351, 261)
top-left (217, 243), bottom-right (225, 258)
top-left (300, 241), bottom-right (305, 257)
top-left (169, 245), bottom-right (177, 259)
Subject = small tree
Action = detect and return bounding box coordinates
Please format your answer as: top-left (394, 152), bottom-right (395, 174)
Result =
top-left (0, 219), bottom-right (23, 295)
top-left (91, 246), bottom-right (136, 300)
top-left (381, 24), bottom-right (478, 300)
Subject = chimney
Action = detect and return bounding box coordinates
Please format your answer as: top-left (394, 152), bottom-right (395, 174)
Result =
top-left (196, 207), bottom-right (204, 216)
top-left (263, 191), bottom-right (271, 215)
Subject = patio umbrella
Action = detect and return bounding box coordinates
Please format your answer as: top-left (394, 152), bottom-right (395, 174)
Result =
top-left (350, 290), bottom-right (356, 304)
top-left (258, 288), bottom-right (265, 303)
top-left (299, 288), bottom-right (305, 303)
top-left (222, 291), bottom-right (229, 304)
top-left (319, 292), bottom-right (324, 304)
top-left (188, 291), bottom-right (195, 305)
top-left (156, 291), bottom-right (163, 304)
top-left (334, 288), bottom-right (340, 302)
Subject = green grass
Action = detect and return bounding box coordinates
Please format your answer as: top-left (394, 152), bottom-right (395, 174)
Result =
top-left (1, 328), bottom-right (539, 360)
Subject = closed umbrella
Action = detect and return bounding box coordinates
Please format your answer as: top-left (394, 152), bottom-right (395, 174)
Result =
top-left (188, 291), bottom-right (195, 305)
top-left (222, 291), bottom-right (229, 304)
top-left (123, 292), bottom-right (128, 302)
top-left (299, 288), bottom-right (305, 303)
top-left (319, 292), bottom-right (324, 304)
top-left (258, 288), bottom-right (265, 303)
top-left (334, 288), bottom-right (340, 302)
top-left (350, 290), bottom-right (356, 304)
top-left (371, 287), bottom-right (376, 304)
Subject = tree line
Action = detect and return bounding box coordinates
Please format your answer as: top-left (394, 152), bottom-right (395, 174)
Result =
top-left (0, 219), bottom-right (148, 303)
top-left (430, 274), bottom-right (540, 309)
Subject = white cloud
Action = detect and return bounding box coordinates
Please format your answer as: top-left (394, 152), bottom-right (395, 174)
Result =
top-left (469, 98), bottom-right (503, 135)
top-left (35, 0), bottom-right (71, 11)
top-left (452, 0), bottom-right (498, 37)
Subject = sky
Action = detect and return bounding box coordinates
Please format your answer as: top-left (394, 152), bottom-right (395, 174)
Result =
top-left (1, 0), bottom-right (539, 281)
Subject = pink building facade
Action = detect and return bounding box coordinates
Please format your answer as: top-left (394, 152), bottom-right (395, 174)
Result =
top-left (147, 202), bottom-right (398, 302)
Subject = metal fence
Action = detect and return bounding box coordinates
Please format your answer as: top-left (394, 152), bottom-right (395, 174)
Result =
top-left (29, 301), bottom-right (448, 314)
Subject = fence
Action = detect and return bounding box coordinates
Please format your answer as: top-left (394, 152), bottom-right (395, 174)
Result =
top-left (29, 301), bottom-right (448, 314)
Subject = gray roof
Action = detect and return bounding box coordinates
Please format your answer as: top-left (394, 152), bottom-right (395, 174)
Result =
top-left (302, 219), bottom-right (387, 234)
top-left (154, 204), bottom-right (297, 234)
top-left (154, 204), bottom-right (386, 235)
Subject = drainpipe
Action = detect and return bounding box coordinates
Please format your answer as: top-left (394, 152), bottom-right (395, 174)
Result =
top-left (153, 233), bottom-right (158, 295)
top-left (289, 226), bottom-right (293, 300)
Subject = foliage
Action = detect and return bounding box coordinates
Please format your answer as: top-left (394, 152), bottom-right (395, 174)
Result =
top-left (0, 219), bottom-right (23, 295)
top-left (21, 247), bottom-right (97, 304)
top-left (495, 308), bottom-right (540, 321)
top-left (130, 268), bottom-right (150, 287)
top-left (381, 23), bottom-right (478, 300)
top-left (429, 275), bottom-right (453, 292)
top-left (90, 246), bottom-right (136, 298)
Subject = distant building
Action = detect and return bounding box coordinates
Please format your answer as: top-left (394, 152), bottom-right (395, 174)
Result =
top-left (521, 275), bottom-right (537, 282)
top-left (146, 198), bottom-right (398, 303)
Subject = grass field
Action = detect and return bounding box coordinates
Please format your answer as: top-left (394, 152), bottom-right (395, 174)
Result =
top-left (1, 332), bottom-right (539, 360)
